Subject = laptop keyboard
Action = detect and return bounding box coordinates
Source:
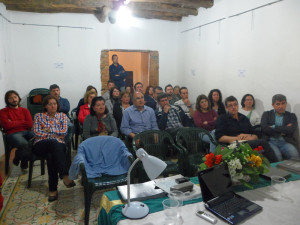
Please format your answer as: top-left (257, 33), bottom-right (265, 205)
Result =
top-left (212, 196), bottom-right (252, 218)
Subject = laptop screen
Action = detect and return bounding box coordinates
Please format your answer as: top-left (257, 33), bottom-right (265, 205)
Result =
top-left (198, 164), bottom-right (233, 202)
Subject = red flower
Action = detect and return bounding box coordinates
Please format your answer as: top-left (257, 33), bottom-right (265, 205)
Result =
top-left (204, 153), bottom-right (222, 168)
top-left (215, 155), bottom-right (222, 164)
top-left (253, 146), bottom-right (263, 152)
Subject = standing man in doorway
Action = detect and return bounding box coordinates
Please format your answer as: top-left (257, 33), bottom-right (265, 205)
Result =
top-left (109, 54), bottom-right (128, 91)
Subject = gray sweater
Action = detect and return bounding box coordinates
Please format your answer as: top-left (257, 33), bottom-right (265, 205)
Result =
top-left (83, 113), bottom-right (118, 140)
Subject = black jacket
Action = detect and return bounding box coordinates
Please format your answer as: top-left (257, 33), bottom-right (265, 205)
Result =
top-left (261, 110), bottom-right (299, 149)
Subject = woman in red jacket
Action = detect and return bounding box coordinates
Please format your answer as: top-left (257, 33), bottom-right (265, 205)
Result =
top-left (78, 90), bottom-right (97, 124)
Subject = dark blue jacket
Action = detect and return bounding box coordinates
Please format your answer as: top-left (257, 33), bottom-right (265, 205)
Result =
top-left (109, 64), bottom-right (127, 88)
top-left (59, 97), bottom-right (70, 114)
top-left (144, 95), bottom-right (157, 111)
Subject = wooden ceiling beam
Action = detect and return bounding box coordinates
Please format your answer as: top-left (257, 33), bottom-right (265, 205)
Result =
top-left (5, 4), bottom-right (97, 14)
top-left (132, 9), bottom-right (182, 20)
top-left (130, 0), bottom-right (213, 9)
top-left (128, 2), bottom-right (198, 16)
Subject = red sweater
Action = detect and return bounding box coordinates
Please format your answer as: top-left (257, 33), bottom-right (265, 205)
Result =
top-left (0, 107), bottom-right (33, 134)
top-left (194, 110), bottom-right (218, 131)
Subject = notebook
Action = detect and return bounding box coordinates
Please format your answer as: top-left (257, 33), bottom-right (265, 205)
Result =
top-left (198, 164), bottom-right (262, 225)
top-left (277, 158), bottom-right (300, 174)
top-left (261, 166), bottom-right (291, 180)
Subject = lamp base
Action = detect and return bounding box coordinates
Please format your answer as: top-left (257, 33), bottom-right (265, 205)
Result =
top-left (122, 201), bottom-right (149, 219)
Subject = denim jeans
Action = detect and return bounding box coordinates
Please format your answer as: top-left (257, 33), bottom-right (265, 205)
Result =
top-left (7, 130), bottom-right (34, 161)
top-left (201, 130), bottom-right (217, 153)
top-left (269, 137), bottom-right (299, 161)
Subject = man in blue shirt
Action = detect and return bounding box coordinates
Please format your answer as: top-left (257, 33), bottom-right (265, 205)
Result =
top-left (121, 92), bottom-right (159, 139)
top-left (49, 84), bottom-right (70, 115)
top-left (109, 55), bottom-right (127, 91)
top-left (261, 94), bottom-right (299, 161)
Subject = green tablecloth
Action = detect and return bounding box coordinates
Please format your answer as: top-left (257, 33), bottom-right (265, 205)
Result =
top-left (97, 163), bottom-right (300, 225)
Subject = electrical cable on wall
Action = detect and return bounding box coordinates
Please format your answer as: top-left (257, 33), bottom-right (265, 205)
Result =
top-left (181, 0), bottom-right (284, 33)
top-left (0, 12), bottom-right (93, 30)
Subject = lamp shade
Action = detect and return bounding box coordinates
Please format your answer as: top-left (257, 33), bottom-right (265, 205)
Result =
top-left (136, 148), bottom-right (167, 180)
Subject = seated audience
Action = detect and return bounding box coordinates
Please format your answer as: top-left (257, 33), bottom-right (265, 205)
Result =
top-left (121, 92), bottom-right (159, 139)
top-left (125, 85), bottom-right (134, 101)
top-left (68, 136), bottom-right (132, 180)
top-left (174, 87), bottom-right (195, 119)
top-left (0, 90), bottom-right (33, 169)
top-left (33, 95), bottom-right (75, 202)
top-left (215, 96), bottom-right (277, 162)
top-left (194, 94), bottom-right (218, 152)
top-left (105, 87), bottom-right (120, 113)
top-left (173, 85), bottom-right (181, 100)
top-left (113, 91), bottom-right (132, 133)
top-left (125, 85), bottom-right (134, 95)
top-left (83, 97), bottom-right (118, 140)
top-left (261, 94), bottom-right (299, 161)
top-left (208, 89), bottom-right (226, 115)
top-left (134, 82), bottom-right (144, 93)
top-left (146, 86), bottom-right (162, 110)
top-left (194, 94), bottom-right (218, 131)
top-left (76, 85), bottom-right (97, 117)
top-left (49, 84), bottom-right (70, 115)
top-left (78, 90), bottom-right (97, 124)
top-left (102, 80), bottom-right (115, 101)
top-left (165, 84), bottom-right (180, 105)
top-left (155, 93), bottom-right (191, 135)
top-left (145, 85), bottom-right (154, 98)
top-left (239, 94), bottom-right (260, 126)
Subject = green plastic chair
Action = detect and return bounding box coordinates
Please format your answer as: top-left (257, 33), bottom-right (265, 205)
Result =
top-left (80, 157), bottom-right (134, 225)
top-left (0, 127), bottom-right (13, 175)
top-left (175, 127), bottom-right (212, 177)
top-left (132, 130), bottom-right (185, 182)
top-left (27, 88), bottom-right (50, 119)
top-left (27, 126), bottom-right (73, 188)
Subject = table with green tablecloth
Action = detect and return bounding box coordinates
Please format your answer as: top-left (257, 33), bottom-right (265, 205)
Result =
top-left (97, 163), bottom-right (300, 225)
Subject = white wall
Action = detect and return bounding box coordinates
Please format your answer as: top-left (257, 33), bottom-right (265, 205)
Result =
top-left (0, 3), bottom-right (12, 156)
top-left (178, 0), bottom-right (300, 118)
top-left (7, 11), bottom-right (179, 109)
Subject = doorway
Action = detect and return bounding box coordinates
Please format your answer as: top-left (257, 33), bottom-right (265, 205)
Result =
top-left (100, 49), bottom-right (159, 94)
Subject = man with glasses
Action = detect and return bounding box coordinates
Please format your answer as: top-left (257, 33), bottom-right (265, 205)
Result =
top-left (215, 96), bottom-right (277, 162)
top-left (0, 90), bottom-right (34, 170)
top-left (121, 92), bottom-right (158, 139)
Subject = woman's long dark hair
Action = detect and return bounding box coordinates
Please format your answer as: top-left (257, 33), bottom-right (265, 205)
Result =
top-left (208, 89), bottom-right (223, 106)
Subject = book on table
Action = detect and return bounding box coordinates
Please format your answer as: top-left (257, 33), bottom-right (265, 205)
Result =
top-left (277, 158), bottom-right (300, 174)
top-left (117, 181), bottom-right (167, 201)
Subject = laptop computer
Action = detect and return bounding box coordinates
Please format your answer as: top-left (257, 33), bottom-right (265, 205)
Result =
top-left (198, 164), bottom-right (262, 225)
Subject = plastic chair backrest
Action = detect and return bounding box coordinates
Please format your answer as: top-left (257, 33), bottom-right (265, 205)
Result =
top-left (133, 130), bottom-right (175, 159)
top-left (27, 88), bottom-right (49, 118)
top-left (176, 128), bottom-right (205, 155)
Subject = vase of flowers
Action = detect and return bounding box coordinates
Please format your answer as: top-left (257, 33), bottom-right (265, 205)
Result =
top-left (199, 142), bottom-right (270, 188)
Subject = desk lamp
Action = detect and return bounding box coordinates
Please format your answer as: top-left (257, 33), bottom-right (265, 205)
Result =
top-left (122, 148), bottom-right (167, 219)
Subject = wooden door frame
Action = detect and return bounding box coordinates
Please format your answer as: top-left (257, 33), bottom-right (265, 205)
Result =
top-left (100, 49), bottom-right (159, 94)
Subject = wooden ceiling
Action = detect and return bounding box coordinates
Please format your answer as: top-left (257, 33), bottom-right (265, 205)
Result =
top-left (0, 0), bottom-right (214, 23)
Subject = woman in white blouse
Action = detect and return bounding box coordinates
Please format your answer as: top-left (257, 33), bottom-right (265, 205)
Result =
top-left (239, 94), bottom-right (261, 127)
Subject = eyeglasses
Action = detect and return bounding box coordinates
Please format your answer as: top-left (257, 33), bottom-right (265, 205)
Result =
top-left (227, 103), bottom-right (238, 108)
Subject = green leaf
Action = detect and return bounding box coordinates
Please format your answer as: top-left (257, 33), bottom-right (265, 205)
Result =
top-left (239, 179), bottom-right (253, 189)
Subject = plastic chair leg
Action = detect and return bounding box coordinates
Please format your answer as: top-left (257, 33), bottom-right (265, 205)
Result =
top-left (84, 184), bottom-right (94, 225)
top-left (28, 159), bottom-right (34, 188)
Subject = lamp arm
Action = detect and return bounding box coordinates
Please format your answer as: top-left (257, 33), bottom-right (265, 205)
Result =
top-left (126, 157), bottom-right (140, 206)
